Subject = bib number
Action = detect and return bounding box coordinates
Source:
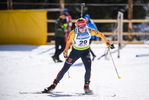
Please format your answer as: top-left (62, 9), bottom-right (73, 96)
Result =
top-left (79, 40), bottom-right (87, 45)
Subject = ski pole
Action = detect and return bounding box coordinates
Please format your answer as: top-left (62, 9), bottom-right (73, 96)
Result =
top-left (108, 48), bottom-right (121, 79)
top-left (81, 3), bottom-right (85, 18)
top-left (68, 71), bottom-right (71, 78)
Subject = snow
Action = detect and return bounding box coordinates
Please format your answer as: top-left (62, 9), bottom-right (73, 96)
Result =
top-left (0, 44), bottom-right (149, 100)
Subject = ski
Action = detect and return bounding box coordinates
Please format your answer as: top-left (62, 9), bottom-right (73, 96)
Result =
top-left (136, 54), bottom-right (149, 57)
top-left (19, 91), bottom-right (94, 95)
top-left (97, 53), bottom-right (107, 60)
top-left (19, 91), bottom-right (116, 97)
top-left (76, 92), bottom-right (94, 95)
top-left (19, 91), bottom-right (63, 94)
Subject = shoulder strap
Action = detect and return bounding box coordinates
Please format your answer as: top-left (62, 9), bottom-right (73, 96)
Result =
top-left (86, 26), bottom-right (91, 34)
top-left (75, 27), bottom-right (78, 34)
top-left (74, 27), bottom-right (79, 38)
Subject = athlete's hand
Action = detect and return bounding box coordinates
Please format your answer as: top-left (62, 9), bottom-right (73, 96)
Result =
top-left (109, 44), bottom-right (115, 49)
top-left (107, 41), bottom-right (115, 49)
top-left (63, 51), bottom-right (68, 58)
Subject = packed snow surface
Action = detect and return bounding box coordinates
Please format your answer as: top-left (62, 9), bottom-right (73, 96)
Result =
top-left (0, 44), bottom-right (149, 100)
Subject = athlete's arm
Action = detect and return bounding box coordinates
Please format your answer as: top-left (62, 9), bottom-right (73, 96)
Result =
top-left (91, 29), bottom-right (110, 46)
top-left (64, 30), bottom-right (75, 52)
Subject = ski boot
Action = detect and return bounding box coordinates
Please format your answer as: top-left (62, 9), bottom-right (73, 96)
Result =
top-left (52, 56), bottom-right (63, 63)
top-left (57, 59), bottom-right (63, 62)
top-left (92, 55), bottom-right (96, 61)
top-left (52, 56), bottom-right (57, 63)
top-left (42, 79), bottom-right (59, 93)
top-left (84, 81), bottom-right (93, 94)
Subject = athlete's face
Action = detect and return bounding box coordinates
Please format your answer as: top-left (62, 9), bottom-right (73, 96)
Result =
top-left (79, 26), bottom-right (86, 33)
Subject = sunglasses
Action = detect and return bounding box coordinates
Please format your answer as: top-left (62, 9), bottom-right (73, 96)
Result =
top-left (78, 26), bottom-right (86, 29)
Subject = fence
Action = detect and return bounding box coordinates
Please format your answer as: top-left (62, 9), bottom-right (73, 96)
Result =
top-left (47, 19), bottom-right (149, 45)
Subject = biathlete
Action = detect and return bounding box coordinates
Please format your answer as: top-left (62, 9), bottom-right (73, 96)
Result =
top-left (42, 18), bottom-right (114, 94)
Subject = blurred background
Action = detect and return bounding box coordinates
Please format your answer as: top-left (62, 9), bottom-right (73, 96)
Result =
top-left (0, 0), bottom-right (149, 44)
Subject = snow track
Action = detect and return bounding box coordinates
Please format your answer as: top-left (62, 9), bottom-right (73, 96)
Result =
top-left (0, 44), bottom-right (149, 100)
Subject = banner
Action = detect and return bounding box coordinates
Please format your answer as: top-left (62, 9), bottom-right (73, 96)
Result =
top-left (0, 10), bottom-right (47, 45)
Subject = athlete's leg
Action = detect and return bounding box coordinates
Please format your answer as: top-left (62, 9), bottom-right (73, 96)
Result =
top-left (55, 49), bottom-right (81, 82)
top-left (81, 49), bottom-right (92, 93)
top-left (81, 49), bottom-right (91, 82)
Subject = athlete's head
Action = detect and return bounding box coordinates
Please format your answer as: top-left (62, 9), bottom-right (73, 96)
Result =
top-left (76, 18), bottom-right (86, 29)
top-left (76, 18), bottom-right (86, 32)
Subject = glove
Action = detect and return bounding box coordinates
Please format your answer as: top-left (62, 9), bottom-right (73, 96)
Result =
top-left (107, 41), bottom-right (115, 49)
top-left (61, 23), bottom-right (68, 29)
top-left (63, 51), bottom-right (68, 58)
top-left (108, 44), bottom-right (115, 49)
top-left (110, 44), bottom-right (115, 49)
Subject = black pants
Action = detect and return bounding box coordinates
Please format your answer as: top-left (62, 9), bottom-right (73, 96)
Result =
top-left (55, 48), bottom-right (91, 82)
top-left (54, 37), bottom-right (66, 60)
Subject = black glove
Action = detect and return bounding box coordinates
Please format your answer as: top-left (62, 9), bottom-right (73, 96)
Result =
top-left (110, 44), bottom-right (115, 49)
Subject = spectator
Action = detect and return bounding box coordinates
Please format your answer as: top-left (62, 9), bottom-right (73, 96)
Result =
top-left (63, 8), bottom-right (72, 42)
top-left (52, 13), bottom-right (68, 63)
